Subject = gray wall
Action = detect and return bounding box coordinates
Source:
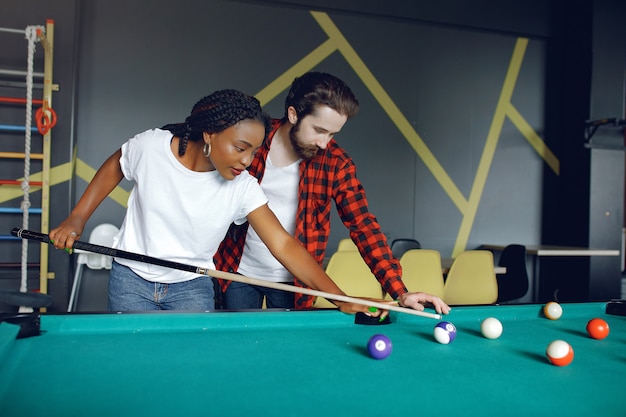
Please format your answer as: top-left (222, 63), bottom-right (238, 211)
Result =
top-left (0, 0), bottom-right (624, 311)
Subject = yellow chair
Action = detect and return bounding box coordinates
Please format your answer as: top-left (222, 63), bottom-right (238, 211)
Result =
top-left (393, 249), bottom-right (445, 299)
top-left (443, 250), bottom-right (498, 305)
top-left (337, 238), bottom-right (358, 251)
top-left (313, 251), bottom-right (383, 308)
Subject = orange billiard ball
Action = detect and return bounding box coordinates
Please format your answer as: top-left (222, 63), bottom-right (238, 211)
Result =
top-left (543, 302), bottom-right (562, 320)
top-left (546, 340), bottom-right (574, 366)
top-left (586, 318), bottom-right (610, 340)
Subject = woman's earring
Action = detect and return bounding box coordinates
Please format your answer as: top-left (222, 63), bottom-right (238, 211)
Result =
top-left (203, 142), bottom-right (211, 158)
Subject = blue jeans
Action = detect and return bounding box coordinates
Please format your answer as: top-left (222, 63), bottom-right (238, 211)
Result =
top-left (223, 281), bottom-right (295, 310)
top-left (108, 261), bottom-right (215, 311)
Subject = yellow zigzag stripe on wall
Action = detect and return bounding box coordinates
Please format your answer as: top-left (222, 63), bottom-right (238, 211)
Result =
top-left (256, 39), bottom-right (337, 105)
top-left (507, 103), bottom-right (559, 173)
top-left (452, 38), bottom-right (535, 256)
top-left (75, 158), bottom-right (130, 207)
top-left (0, 162), bottom-right (73, 203)
top-left (0, 159), bottom-right (129, 208)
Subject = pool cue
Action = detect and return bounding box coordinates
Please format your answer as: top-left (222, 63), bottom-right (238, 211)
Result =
top-left (12, 228), bottom-right (442, 320)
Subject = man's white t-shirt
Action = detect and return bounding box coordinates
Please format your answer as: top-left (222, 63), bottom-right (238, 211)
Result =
top-left (238, 155), bottom-right (300, 283)
top-left (114, 128), bottom-right (268, 283)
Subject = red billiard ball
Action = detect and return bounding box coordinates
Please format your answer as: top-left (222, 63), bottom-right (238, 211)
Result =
top-left (586, 318), bottom-right (610, 340)
top-left (367, 334), bottom-right (393, 359)
top-left (546, 340), bottom-right (574, 366)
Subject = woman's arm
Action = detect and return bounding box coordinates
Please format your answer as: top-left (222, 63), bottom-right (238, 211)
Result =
top-left (49, 149), bottom-right (124, 249)
top-left (247, 204), bottom-right (390, 316)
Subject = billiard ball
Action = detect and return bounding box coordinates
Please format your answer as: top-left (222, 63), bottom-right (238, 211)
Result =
top-left (543, 302), bottom-right (563, 320)
top-left (367, 334), bottom-right (393, 359)
top-left (433, 321), bottom-right (457, 344)
top-left (480, 317), bottom-right (503, 339)
top-left (546, 340), bottom-right (574, 366)
top-left (586, 318), bottom-right (610, 340)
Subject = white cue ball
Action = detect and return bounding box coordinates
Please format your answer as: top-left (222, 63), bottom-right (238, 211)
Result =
top-left (480, 317), bottom-right (503, 339)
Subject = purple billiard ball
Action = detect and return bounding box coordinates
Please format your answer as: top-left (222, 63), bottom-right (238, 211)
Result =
top-left (433, 321), bottom-right (457, 344)
top-left (367, 334), bottom-right (393, 359)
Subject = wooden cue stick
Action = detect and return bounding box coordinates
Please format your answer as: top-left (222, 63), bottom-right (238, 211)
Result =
top-left (12, 228), bottom-right (442, 320)
top-left (209, 269), bottom-right (442, 319)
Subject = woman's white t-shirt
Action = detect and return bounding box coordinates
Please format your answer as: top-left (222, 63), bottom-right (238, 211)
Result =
top-left (114, 128), bottom-right (267, 283)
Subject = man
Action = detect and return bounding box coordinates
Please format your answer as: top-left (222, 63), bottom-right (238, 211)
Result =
top-left (215, 72), bottom-right (450, 315)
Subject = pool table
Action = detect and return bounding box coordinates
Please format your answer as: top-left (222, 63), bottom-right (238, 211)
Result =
top-left (0, 302), bottom-right (624, 416)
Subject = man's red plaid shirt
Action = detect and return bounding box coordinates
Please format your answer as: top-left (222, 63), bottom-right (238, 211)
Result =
top-left (214, 119), bottom-right (407, 308)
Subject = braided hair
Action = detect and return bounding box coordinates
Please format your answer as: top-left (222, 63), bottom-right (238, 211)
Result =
top-left (163, 89), bottom-right (271, 156)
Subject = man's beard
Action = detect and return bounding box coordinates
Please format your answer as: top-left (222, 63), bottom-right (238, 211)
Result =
top-left (289, 122), bottom-right (320, 160)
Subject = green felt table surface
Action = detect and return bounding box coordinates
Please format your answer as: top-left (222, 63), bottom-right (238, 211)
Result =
top-left (0, 302), bottom-right (624, 417)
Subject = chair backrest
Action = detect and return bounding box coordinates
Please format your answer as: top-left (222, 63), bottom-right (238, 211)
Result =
top-left (336, 238), bottom-right (358, 252)
top-left (391, 238), bottom-right (421, 260)
top-left (398, 249), bottom-right (445, 298)
top-left (443, 250), bottom-right (498, 305)
top-left (85, 223), bottom-right (119, 270)
top-left (313, 251), bottom-right (382, 308)
top-left (496, 244), bottom-right (529, 302)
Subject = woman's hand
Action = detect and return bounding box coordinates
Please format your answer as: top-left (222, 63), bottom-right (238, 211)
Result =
top-left (334, 297), bottom-right (398, 321)
top-left (49, 216), bottom-right (85, 251)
